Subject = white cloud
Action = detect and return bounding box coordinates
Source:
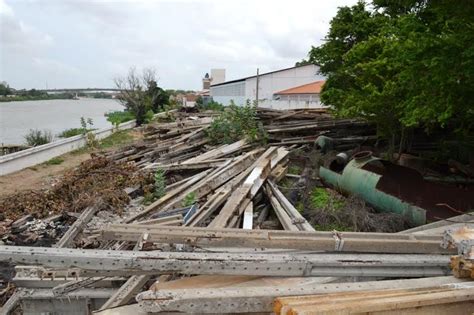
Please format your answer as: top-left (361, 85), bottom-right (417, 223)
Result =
top-left (1, 0), bottom-right (358, 89)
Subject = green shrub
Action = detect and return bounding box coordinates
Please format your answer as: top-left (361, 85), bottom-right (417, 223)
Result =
top-left (24, 129), bottom-right (52, 146)
top-left (105, 110), bottom-right (135, 128)
top-left (206, 101), bottom-right (266, 144)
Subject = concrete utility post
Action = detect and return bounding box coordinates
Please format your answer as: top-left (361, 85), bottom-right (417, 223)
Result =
top-left (255, 68), bottom-right (259, 107)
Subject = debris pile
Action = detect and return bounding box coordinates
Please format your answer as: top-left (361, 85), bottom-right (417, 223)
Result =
top-left (0, 108), bottom-right (473, 314)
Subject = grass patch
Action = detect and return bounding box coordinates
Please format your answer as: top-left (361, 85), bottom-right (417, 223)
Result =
top-left (43, 157), bottom-right (64, 165)
top-left (314, 222), bottom-right (352, 231)
top-left (99, 130), bottom-right (134, 149)
top-left (310, 187), bottom-right (344, 210)
top-left (58, 128), bottom-right (95, 138)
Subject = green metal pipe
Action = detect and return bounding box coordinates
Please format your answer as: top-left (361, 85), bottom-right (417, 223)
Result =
top-left (319, 155), bottom-right (426, 226)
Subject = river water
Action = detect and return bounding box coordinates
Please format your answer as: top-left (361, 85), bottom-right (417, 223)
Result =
top-left (0, 98), bottom-right (124, 145)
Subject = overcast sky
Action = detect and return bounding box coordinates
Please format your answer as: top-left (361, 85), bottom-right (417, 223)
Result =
top-left (1, 0), bottom-right (357, 90)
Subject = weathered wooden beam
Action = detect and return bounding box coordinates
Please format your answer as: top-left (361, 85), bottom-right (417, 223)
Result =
top-left (135, 276), bottom-right (466, 313)
top-left (242, 202), bottom-right (253, 229)
top-left (100, 224), bottom-right (450, 254)
top-left (209, 147), bottom-right (277, 228)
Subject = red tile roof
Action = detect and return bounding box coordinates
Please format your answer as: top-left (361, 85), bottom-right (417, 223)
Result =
top-left (274, 80), bottom-right (325, 95)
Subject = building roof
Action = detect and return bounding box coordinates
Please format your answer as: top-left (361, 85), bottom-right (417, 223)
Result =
top-left (210, 64), bottom-right (316, 88)
top-left (274, 80), bottom-right (325, 95)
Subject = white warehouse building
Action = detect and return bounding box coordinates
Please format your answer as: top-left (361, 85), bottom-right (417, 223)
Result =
top-left (210, 64), bottom-right (326, 109)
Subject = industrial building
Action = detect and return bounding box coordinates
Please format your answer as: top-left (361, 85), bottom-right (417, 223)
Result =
top-left (209, 64), bottom-right (326, 109)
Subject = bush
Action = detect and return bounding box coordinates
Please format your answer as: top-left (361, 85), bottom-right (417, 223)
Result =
top-left (105, 111), bottom-right (135, 128)
top-left (58, 128), bottom-right (89, 138)
top-left (24, 129), bottom-right (53, 146)
top-left (206, 101), bottom-right (266, 144)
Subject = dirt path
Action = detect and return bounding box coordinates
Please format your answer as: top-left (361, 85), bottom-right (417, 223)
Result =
top-left (0, 151), bottom-right (91, 199)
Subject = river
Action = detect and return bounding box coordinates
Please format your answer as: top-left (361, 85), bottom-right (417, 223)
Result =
top-left (0, 98), bottom-right (124, 145)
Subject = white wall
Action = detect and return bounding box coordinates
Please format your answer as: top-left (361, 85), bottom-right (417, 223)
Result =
top-left (245, 64), bottom-right (325, 102)
top-left (210, 80), bottom-right (246, 106)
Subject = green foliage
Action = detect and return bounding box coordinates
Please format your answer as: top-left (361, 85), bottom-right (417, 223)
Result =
top-left (44, 157), bottom-right (64, 165)
top-left (0, 81), bottom-right (12, 96)
top-left (99, 130), bottom-right (134, 149)
top-left (310, 187), bottom-right (344, 210)
top-left (106, 110), bottom-right (135, 128)
top-left (80, 117), bottom-right (98, 148)
top-left (115, 67), bottom-right (168, 126)
top-left (182, 192), bottom-right (196, 207)
top-left (153, 169), bottom-right (166, 199)
top-left (58, 127), bottom-right (96, 138)
top-left (24, 129), bottom-right (53, 146)
top-left (307, 1), bottom-right (474, 143)
top-left (206, 101), bottom-right (266, 144)
top-left (287, 165), bottom-right (302, 175)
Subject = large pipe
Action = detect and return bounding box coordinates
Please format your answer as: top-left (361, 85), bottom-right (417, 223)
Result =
top-left (319, 152), bottom-right (426, 226)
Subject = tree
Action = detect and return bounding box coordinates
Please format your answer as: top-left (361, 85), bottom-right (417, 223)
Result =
top-left (0, 81), bottom-right (12, 96)
top-left (114, 67), bottom-right (168, 125)
top-left (307, 0), bottom-right (474, 147)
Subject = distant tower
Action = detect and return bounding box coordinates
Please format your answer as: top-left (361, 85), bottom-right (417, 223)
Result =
top-left (202, 73), bottom-right (211, 90)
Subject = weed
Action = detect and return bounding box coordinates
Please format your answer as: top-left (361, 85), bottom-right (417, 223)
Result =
top-left (206, 100), bottom-right (266, 144)
top-left (24, 129), bottom-right (52, 146)
top-left (44, 157), bottom-right (64, 165)
top-left (153, 169), bottom-right (166, 199)
top-left (142, 193), bottom-right (155, 205)
top-left (182, 192), bottom-right (196, 207)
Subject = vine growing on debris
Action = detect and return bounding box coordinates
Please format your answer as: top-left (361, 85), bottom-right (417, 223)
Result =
top-left (206, 100), bottom-right (267, 145)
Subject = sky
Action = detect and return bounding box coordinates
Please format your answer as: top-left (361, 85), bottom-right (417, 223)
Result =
top-left (0, 0), bottom-right (357, 90)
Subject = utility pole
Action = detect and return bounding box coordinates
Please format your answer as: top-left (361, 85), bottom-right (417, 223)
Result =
top-left (255, 68), bottom-right (259, 107)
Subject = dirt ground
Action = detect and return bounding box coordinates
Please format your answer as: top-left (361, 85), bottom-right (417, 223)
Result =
top-left (0, 151), bottom-right (91, 199)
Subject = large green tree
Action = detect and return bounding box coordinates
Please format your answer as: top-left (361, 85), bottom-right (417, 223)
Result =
top-left (309, 0), bottom-right (474, 145)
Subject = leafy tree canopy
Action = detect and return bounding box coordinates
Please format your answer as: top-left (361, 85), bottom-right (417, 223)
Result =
top-left (308, 0), bottom-right (474, 140)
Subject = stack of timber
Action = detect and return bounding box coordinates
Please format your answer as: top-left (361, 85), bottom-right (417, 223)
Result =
top-left (1, 109), bottom-right (474, 314)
